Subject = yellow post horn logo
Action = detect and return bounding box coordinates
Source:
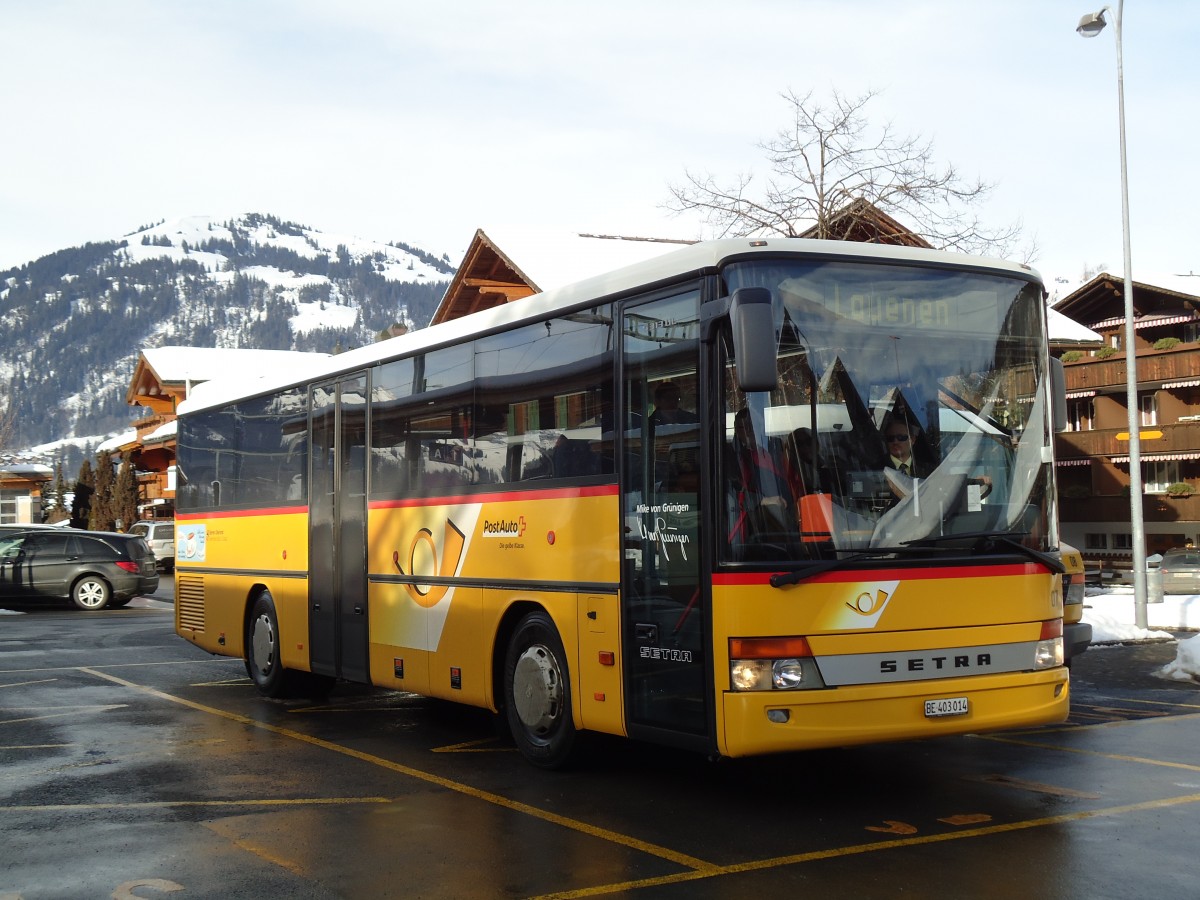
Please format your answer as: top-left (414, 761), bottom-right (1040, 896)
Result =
top-left (397, 519), bottom-right (466, 608)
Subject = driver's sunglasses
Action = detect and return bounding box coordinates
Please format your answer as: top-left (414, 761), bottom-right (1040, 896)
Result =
top-left (886, 434), bottom-right (910, 443)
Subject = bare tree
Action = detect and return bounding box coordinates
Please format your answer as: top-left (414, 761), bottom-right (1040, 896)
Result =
top-left (665, 88), bottom-right (1029, 260)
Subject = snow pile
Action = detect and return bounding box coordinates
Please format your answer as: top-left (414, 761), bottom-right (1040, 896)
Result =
top-left (1083, 587), bottom-right (1199, 682)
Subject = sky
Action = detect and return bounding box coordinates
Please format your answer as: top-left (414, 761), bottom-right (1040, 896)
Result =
top-left (2, 0), bottom-right (1198, 286)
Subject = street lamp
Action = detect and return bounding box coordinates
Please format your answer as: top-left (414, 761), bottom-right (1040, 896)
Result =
top-left (1078, 1), bottom-right (1148, 628)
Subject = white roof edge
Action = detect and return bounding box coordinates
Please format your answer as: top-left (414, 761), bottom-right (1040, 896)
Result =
top-left (179, 238), bottom-right (1043, 415)
top-left (1046, 306), bottom-right (1103, 343)
top-left (140, 347), bottom-right (332, 384)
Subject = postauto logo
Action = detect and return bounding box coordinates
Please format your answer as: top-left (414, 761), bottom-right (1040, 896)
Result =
top-left (482, 515), bottom-right (527, 538)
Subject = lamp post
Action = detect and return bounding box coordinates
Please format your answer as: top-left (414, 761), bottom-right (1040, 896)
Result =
top-left (1078, 1), bottom-right (1148, 628)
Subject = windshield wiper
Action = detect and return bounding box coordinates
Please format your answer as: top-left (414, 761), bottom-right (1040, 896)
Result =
top-left (902, 530), bottom-right (1065, 574)
top-left (769, 546), bottom-right (930, 588)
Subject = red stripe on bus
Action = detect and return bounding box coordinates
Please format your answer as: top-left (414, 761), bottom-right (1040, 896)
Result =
top-left (176, 505), bottom-right (308, 521)
top-left (714, 563), bottom-right (1046, 586)
top-left (370, 483), bottom-right (619, 509)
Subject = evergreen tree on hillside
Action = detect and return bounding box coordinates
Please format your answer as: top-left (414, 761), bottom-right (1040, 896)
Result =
top-left (89, 451), bottom-right (116, 531)
top-left (71, 459), bottom-right (94, 529)
top-left (112, 453), bottom-right (138, 530)
top-left (46, 463), bottom-right (70, 524)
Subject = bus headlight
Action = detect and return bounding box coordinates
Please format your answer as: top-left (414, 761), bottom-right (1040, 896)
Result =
top-left (773, 658), bottom-right (806, 689)
top-left (1035, 637), bottom-right (1064, 669)
top-left (1034, 620), bottom-right (1065, 669)
top-left (729, 638), bottom-right (827, 691)
top-left (731, 659), bottom-right (770, 691)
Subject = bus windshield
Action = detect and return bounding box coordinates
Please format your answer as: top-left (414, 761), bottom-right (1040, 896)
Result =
top-left (720, 259), bottom-right (1052, 563)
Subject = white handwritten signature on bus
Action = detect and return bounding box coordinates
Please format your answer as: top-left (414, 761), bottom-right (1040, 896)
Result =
top-left (639, 512), bottom-right (692, 562)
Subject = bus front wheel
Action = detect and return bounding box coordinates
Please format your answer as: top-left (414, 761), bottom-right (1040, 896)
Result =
top-left (247, 592), bottom-right (290, 698)
top-left (504, 611), bottom-right (577, 769)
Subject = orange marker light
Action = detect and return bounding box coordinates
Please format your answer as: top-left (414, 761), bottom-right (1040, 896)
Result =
top-left (730, 637), bottom-right (813, 658)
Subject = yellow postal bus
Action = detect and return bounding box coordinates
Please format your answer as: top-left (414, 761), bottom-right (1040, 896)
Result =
top-left (175, 238), bottom-right (1070, 767)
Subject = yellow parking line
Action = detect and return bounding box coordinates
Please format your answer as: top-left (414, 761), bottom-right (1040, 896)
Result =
top-left (0, 658), bottom-right (230, 675)
top-left (205, 819), bottom-right (307, 876)
top-left (3, 797), bottom-right (394, 813)
top-left (79, 667), bottom-right (715, 873)
top-left (529, 792), bottom-right (1200, 899)
top-left (1001, 709), bottom-right (1200, 735)
top-left (1090, 695), bottom-right (1200, 711)
top-left (980, 732), bottom-right (1200, 772)
top-left (431, 738), bottom-right (515, 753)
top-left (0, 679), bottom-right (58, 689)
top-left (0, 705), bottom-right (126, 725)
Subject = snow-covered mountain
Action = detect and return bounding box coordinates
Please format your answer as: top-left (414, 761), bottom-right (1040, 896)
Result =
top-left (0, 213), bottom-right (454, 459)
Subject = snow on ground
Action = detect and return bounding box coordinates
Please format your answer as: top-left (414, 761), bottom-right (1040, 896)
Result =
top-left (1083, 586), bottom-right (1200, 683)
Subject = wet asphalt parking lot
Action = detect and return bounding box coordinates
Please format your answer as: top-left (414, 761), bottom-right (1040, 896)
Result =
top-left (2, 594), bottom-right (1199, 900)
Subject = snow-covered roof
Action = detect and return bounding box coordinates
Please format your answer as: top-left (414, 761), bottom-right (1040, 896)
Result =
top-left (1045, 269), bottom-right (1200, 306)
top-left (97, 429), bottom-right (137, 453)
top-left (0, 463), bottom-right (53, 477)
top-left (143, 420), bottom-right (177, 444)
top-left (1046, 306), bottom-right (1102, 344)
top-left (140, 346), bottom-right (330, 385)
top-left (477, 227), bottom-right (695, 293)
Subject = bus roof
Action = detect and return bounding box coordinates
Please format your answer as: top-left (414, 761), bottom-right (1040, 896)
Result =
top-left (177, 237), bottom-right (1043, 416)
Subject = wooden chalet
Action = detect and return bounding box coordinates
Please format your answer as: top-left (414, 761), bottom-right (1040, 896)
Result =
top-left (1052, 273), bottom-right (1200, 568)
top-left (122, 348), bottom-right (328, 520)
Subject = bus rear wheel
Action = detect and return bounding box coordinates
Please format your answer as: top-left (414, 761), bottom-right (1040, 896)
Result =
top-left (504, 611), bottom-right (577, 769)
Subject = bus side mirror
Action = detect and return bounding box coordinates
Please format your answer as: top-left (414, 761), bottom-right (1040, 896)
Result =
top-left (1050, 357), bottom-right (1067, 432)
top-left (730, 288), bottom-right (778, 392)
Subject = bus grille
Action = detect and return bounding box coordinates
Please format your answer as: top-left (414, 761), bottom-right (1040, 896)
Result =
top-left (177, 575), bottom-right (206, 632)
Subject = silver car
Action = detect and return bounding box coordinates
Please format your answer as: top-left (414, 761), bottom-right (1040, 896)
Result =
top-left (1158, 548), bottom-right (1200, 595)
top-left (129, 520), bottom-right (175, 573)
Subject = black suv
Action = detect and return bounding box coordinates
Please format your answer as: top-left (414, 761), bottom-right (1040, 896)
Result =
top-left (0, 527), bottom-right (159, 610)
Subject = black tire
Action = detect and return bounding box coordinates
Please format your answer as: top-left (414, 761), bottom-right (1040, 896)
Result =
top-left (71, 575), bottom-right (111, 611)
top-left (245, 592), bottom-right (335, 700)
top-left (504, 610), bottom-right (577, 769)
top-left (247, 592), bottom-right (290, 698)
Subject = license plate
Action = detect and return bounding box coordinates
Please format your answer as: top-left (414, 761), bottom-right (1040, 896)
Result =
top-left (924, 697), bottom-right (969, 718)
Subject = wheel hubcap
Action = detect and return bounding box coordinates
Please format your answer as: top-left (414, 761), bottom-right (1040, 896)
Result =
top-left (512, 644), bottom-right (562, 733)
top-left (77, 582), bottom-right (104, 608)
top-left (251, 614), bottom-right (275, 675)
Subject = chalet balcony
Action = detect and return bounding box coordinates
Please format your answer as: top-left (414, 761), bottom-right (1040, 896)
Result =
top-left (137, 471), bottom-right (174, 501)
top-left (1062, 342), bottom-right (1200, 392)
top-left (133, 413), bottom-right (174, 437)
top-left (1057, 421), bottom-right (1200, 459)
top-left (1059, 492), bottom-right (1200, 523)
